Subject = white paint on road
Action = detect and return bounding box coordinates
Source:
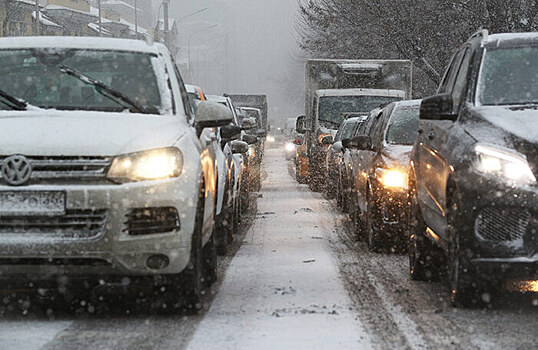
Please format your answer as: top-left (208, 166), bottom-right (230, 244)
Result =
top-left (0, 321), bottom-right (72, 350)
top-left (187, 149), bottom-right (372, 350)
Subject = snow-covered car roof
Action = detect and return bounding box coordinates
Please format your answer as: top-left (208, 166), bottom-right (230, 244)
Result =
top-left (485, 32), bottom-right (538, 48)
top-left (0, 36), bottom-right (167, 55)
top-left (206, 95), bottom-right (228, 103)
top-left (316, 88), bottom-right (406, 98)
top-left (392, 99), bottom-right (422, 108)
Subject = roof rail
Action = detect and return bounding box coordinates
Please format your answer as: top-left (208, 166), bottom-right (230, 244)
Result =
top-left (469, 29), bottom-right (489, 43)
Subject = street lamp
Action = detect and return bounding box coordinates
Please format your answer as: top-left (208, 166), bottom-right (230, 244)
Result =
top-left (177, 8), bottom-right (208, 24)
top-left (188, 24), bottom-right (218, 80)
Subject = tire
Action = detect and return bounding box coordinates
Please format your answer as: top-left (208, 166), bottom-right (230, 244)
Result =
top-left (408, 185), bottom-right (444, 281)
top-left (366, 195), bottom-right (385, 252)
top-left (336, 175), bottom-right (343, 209)
top-left (446, 192), bottom-right (484, 308)
top-left (216, 190), bottom-right (235, 255)
top-left (202, 232), bottom-right (217, 289)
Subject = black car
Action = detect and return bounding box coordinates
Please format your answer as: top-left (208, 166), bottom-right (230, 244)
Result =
top-left (324, 117), bottom-right (363, 199)
top-left (345, 100), bottom-right (421, 251)
top-left (408, 30), bottom-right (538, 306)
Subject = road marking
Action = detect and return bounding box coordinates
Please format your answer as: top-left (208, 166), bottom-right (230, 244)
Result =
top-left (366, 271), bottom-right (428, 350)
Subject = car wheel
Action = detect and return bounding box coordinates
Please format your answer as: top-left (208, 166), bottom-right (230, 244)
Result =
top-left (408, 185), bottom-right (444, 281)
top-left (366, 195), bottom-right (385, 252)
top-left (446, 192), bottom-right (483, 308)
top-left (336, 176), bottom-right (343, 208)
top-left (202, 230), bottom-right (217, 289)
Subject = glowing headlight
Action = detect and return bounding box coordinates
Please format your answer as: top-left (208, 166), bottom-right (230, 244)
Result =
top-left (248, 146), bottom-right (256, 157)
top-left (108, 147), bottom-right (183, 182)
top-left (475, 144), bottom-right (536, 185)
top-left (376, 168), bottom-right (408, 189)
top-left (285, 142), bottom-right (295, 152)
top-left (266, 135), bottom-right (276, 143)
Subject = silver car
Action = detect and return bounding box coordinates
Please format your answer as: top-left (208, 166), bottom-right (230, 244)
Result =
top-left (0, 37), bottom-right (232, 311)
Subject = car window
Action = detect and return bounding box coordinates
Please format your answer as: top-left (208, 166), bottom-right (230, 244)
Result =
top-left (477, 46), bottom-right (538, 105)
top-left (385, 104), bottom-right (421, 145)
top-left (173, 65), bottom-right (193, 121)
top-left (0, 49), bottom-right (170, 114)
top-left (438, 49), bottom-right (464, 94)
top-left (452, 47), bottom-right (473, 110)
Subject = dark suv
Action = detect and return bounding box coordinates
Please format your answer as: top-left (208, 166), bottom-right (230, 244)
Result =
top-left (408, 30), bottom-right (538, 306)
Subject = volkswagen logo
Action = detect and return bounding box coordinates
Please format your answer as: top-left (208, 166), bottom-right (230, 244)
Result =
top-left (1, 155), bottom-right (32, 186)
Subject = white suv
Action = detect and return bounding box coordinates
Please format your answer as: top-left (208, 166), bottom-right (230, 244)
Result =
top-left (0, 37), bottom-right (232, 311)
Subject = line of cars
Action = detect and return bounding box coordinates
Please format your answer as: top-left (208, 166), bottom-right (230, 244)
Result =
top-left (294, 30), bottom-right (538, 307)
top-left (0, 36), bottom-right (266, 313)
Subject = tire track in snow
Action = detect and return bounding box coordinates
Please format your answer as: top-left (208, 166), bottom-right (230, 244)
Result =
top-left (0, 321), bottom-right (72, 350)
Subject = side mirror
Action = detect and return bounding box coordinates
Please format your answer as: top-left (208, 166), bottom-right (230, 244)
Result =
top-left (241, 117), bottom-right (257, 130)
top-left (220, 124), bottom-right (241, 141)
top-left (332, 141), bottom-right (343, 153)
top-left (321, 135), bottom-right (334, 145)
top-left (242, 134), bottom-right (258, 145)
top-left (420, 93), bottom-right (456, 121)
top-left (231, 140), bottom-right (249, 154)
top-left (195, 101), bottom-right (233, 128)
top-left (296, 115), bottom-right (306, 134)
top-left (342, 135), bottom-right (372, 150)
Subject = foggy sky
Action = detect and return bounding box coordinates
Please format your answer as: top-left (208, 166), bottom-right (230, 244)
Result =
top-left (167, 0), bottom-right (304, 123)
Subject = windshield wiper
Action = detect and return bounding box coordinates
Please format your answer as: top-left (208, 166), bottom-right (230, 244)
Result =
top-left (59, 66), bottom-right (147, 114)
top-left (0, 89), bottom-right (31, 110)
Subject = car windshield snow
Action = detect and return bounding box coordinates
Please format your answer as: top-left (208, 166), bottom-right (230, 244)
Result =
top-left (0, 49), bottom-right (167, 114)
top-left (319, 96), bottom-right (401, 126)
top-left (477, 46), bottom-right (538, 106)
top-left (385, 105), bottom-right (420, 145)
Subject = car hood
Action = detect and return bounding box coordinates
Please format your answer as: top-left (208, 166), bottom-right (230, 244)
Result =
top-left (380, 144), bottom-right (412, 169)
top-left (0, 110), bottom-right (187, 156)
top-left (466, 105), bottom-right (538, 177)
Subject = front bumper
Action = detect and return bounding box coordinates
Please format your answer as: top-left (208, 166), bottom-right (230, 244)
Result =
top-left (373, 184), bottom-right (409, 230)
top-left (456, 170), bottom-right (538, 278)
top-left (0, 177), bottom-right (200, 278)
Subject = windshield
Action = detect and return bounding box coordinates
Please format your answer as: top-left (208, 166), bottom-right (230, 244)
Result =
top-left (319, 95), bottom-right (402, 126)
top-left (477, 47), bottom-right (538, 106)
top-left (336, 120), bottom-right (358, 141)
top-left (385, 104), bottom-right (420, 145)
top-left (0, 49), bottom-right (167, 113)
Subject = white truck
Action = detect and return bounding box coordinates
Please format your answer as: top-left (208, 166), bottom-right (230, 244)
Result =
top-left (297, 59), bottom-right (413, 191)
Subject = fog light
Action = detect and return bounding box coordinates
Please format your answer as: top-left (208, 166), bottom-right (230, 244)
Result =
top-left (146, 254), bottom-right (169, 270)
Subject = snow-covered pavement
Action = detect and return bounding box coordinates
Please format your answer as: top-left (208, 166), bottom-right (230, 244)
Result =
top-left (186, 149), bottom-right (371, 349)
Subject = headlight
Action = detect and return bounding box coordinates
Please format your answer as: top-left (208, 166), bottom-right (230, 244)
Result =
top-left (285, 142), bottom-right (295, 152)
top-left (248, 146), bottom-right (256, 157)
top-left (376, 168), bottom-right (408, 189)
top-left (475, 144), bottom-right (536, 185)
top-left (266, 135), bottom-right (275, 143)
top-left (108, 147), bottom-right (183, 183)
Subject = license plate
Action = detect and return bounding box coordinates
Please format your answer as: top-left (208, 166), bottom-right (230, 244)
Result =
top-left (0, 191), bottom-right (66, 216)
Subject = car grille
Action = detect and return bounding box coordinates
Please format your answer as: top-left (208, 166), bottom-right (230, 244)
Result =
top-left (124, 207), bottom-right (180, 236)
top-left (0, 209), bottom-right (108, 239)
top-left (475, 207), bottom-right (531, 242)
top-left (0, 156), bottom-right (112, 185)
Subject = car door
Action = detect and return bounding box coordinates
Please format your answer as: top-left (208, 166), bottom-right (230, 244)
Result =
top-left (417, 47), bottom-right (473, 239)
top-left (352, 110), bottom-right (381, 214)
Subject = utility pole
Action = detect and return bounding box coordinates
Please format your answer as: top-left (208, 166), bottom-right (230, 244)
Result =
top-left (35, 0), bottom-right (40, 35)
top-left (98, 0), bottom-right (102, 37)
top-left (134, 0), bottom-right (138, 39)
top-left (163, 0), bottom-right (169, 45)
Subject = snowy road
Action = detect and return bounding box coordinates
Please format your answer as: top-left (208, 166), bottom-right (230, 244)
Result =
top-left (0, 147), bottom-right (537, 349)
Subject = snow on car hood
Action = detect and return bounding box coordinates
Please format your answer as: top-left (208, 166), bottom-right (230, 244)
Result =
top-left (0, 110), bottom-right (187, 156)
top-left (471, 106), bottom-right (538, 144)
top-left (381, 144), bottom-right (412, 169)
